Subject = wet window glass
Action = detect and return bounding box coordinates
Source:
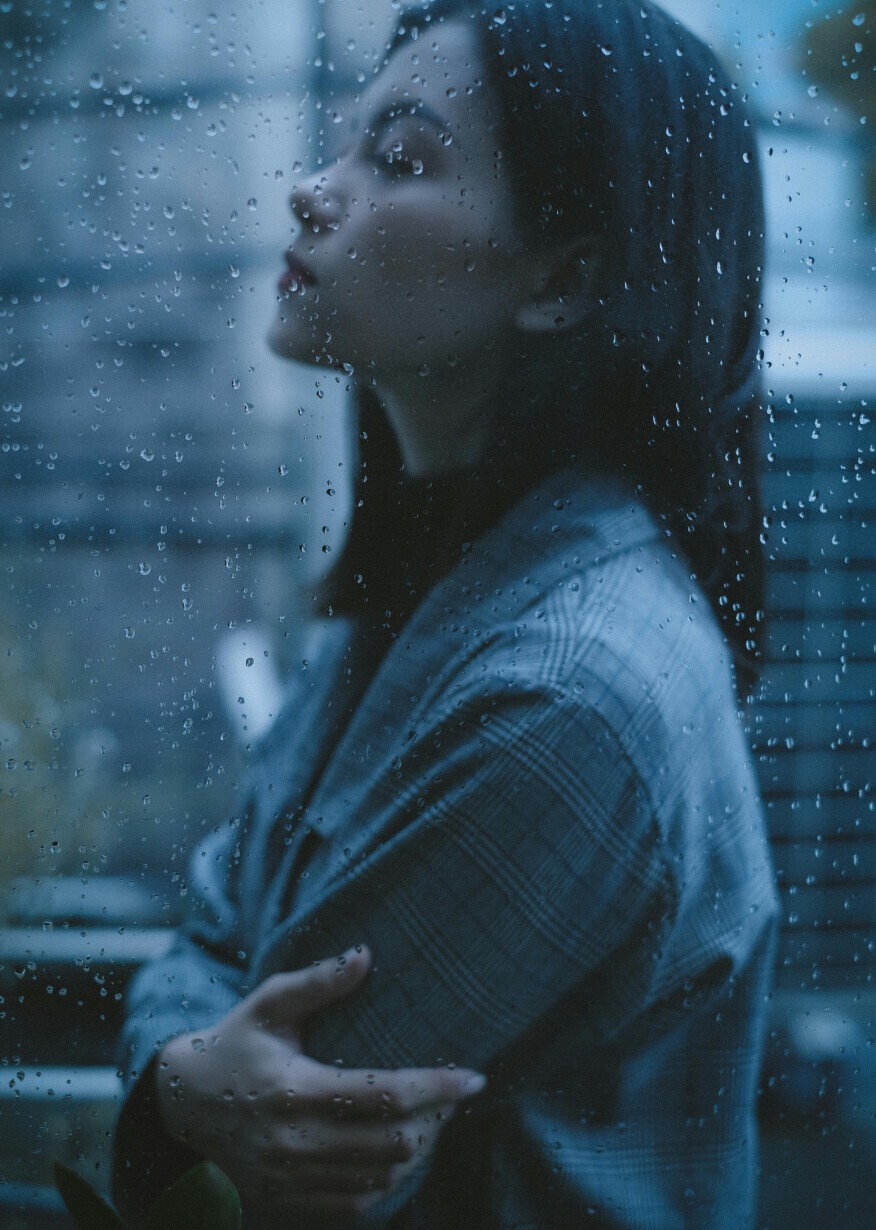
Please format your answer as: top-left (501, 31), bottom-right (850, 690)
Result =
top-left (1, 2), bottom-right (873, 1227)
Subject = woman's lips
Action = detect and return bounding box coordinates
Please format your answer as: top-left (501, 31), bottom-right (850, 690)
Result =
top-left (278, 250), bottom-right (316, 294)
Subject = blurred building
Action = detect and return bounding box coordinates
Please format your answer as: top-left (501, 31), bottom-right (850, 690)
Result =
top-left (0, 0), bottom-right (353, 888)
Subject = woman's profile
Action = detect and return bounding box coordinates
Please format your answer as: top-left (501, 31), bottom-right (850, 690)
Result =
top-left (113, 2), bottom-right (779, 1226)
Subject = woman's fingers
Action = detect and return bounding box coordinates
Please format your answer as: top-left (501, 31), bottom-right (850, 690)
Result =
top-left (286, 1060), bottom-right (486, 1117)
top-left (272, 1116), bottom-right (430, 1164)
top-left (248, 947), bottom-right (372, 1028)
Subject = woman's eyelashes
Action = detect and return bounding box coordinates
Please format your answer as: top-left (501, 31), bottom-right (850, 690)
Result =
top-left (375, 140), bottom-right (424, 176)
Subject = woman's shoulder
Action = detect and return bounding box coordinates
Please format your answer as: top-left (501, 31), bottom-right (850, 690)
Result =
top-left (436, 479), bottom-right (771, 920)
top-left (408, 473), bottom-right (752, 824)
top-left (457, 552), bottom-right (731, 749)
top-left (444, 471), bottom-right (735, 720)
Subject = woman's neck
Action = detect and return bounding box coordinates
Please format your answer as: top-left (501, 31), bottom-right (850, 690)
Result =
top-left (370, 344), bottom-right (513, 477)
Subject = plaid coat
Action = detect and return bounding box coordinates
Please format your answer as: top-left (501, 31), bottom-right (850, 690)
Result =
top-left (117, 470), bottom-right (778, 1229)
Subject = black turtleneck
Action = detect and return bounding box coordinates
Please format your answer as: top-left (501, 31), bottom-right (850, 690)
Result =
top-left (320, 391), bottom-right (544, 642)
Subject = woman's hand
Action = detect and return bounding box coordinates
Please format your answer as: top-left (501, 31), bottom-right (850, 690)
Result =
top-left (154, 947), bottom-right (486, 1218)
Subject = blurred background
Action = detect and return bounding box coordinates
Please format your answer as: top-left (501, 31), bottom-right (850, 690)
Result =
top-left (0, 1), bottom-right (873, 1225)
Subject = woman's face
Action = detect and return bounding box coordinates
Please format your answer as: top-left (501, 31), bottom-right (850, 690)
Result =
top-left (267, 19), bottom-right (527, 378)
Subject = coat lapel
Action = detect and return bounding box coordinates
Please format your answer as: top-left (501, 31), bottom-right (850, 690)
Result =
top-left (239, 617), bottom-right (359, 945)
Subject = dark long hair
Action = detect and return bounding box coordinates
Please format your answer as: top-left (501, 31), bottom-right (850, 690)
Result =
top-left (325, 0), bottom-right (766, 695)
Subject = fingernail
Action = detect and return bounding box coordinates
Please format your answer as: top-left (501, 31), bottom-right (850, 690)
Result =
top-left (462, 1073), bottom-right (487, 1095)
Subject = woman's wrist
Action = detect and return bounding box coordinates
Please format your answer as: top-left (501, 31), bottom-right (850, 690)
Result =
top-left (113, 1052), bottom-right (205, 1224)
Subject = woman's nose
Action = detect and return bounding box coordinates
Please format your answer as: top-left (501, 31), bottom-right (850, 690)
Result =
top-left (288, 174), bottom-right (342, 236)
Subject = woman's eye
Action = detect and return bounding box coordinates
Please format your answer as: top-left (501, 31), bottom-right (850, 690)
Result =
top-left (376, 143), bottom-right (423, 176)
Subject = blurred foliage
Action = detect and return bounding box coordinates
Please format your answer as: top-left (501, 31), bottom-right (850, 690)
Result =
top-left (55, 1160), bottom-right (242, 1230)
top-left (0, 605), bottom-right (105, 907)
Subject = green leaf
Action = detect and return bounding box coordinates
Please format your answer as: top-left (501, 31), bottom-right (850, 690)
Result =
top-left (143, 1161), bottom-right (242, 1230)
top-left (53, 1161), bottom-right (128, 1230)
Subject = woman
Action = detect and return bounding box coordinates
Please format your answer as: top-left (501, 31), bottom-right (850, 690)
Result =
top-left (114, 2), bottom-right (778, 1226)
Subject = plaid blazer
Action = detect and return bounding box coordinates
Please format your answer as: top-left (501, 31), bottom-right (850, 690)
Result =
top-left (117, 470), bottom-right (778, 1229)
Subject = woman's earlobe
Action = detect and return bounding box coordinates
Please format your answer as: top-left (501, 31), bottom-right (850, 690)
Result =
top-left (514, 239), bottom-right (600, 335)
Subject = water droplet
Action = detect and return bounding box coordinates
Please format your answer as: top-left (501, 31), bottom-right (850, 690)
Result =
top-left (852, 11), bottom-right (865, 26)
top-left (138, 562), bottom-right (151, 576)
top-left (57, 275), bottom-right (70, 289)
top-left (89, 73), bottom-right (104, 90)
top-left (278, 463), bottom-right (289, 476)
top-left (140, 448), bottom-right (154, 462)
top-left (807, 84), bottom-right (819, 98)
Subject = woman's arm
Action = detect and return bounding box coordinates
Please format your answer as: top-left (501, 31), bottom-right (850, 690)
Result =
top-left (153, 948), bottom-right (485, 1223)
top-left (114, 809), bottom-right (484, 1224)
top-left (266, 670), bottom-right (674, 1078)
top-left (114, 944), bottom-right (484, 1225)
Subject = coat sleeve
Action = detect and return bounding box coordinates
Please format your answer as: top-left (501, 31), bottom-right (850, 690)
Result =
top-left (116, 821), bottom-right (253, 1087)
top-left (112, 817), bottom-right (253, 1226)
top-left (112, 621), bottom-right (366, 1224)
top-left (267, 668), bottom-right (676, 1076)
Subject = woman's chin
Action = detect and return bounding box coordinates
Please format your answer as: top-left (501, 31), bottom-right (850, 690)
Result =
top-left (267, 313), bottom-right (321, 364)
top-left (267, 318), bottom-right (359, 375)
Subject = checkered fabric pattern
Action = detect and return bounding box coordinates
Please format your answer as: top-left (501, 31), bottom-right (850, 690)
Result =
top-left (117, 471), bottom-right (778, 1229)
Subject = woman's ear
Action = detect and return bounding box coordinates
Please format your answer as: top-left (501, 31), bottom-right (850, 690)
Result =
top-left (514, 236), bottom-right (601, 335)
